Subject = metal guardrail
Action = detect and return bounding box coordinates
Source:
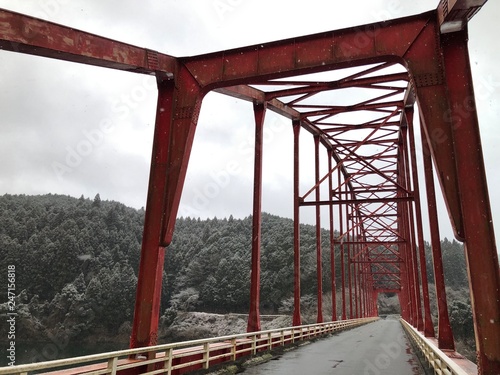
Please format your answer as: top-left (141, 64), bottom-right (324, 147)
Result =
top-left (401, 318), bottom-right (477, 375)
top-left (0, 317), bottom-right (378, 375)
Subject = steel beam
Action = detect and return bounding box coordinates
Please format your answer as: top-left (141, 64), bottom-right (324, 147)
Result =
top-left (421, 126), bottom-right (455, 351)
top-left (406, 109), bottom-right (435, 338)
top-left (442, 29), bottom-right (500, 374)
top-left (247, 102), bottom-right (266, 332)
top-left (293, 120), bottom-right (301, 326)
top-left (339, 168), bottom-right (347, 320)
top-left (0, 9), bottom-right (175, 75)
top-left (314, 135), bottom-right (324, 323)
top-left (300, 196), bottom-right (412, 206)
top-left (130, 78), bottom-right (174, 349)
top-left (328, 150), bottom-right (337, 321)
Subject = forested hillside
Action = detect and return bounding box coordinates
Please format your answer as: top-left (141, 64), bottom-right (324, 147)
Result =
top-left (0, 194), bottom-right (474, 358)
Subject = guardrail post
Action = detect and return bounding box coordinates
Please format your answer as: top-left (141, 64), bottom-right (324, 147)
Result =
top-left (203, 342), bottom-right (210, 369)
top-left (165, 347), bottom-right (173, 375)
top-left (107, 357), bottom-right (118, 375)
top-left (231, 338), bottom-right (237, 361)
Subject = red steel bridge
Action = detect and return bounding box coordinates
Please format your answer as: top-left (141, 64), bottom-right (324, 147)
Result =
top-left (1, 1), bottom-right (499, 374)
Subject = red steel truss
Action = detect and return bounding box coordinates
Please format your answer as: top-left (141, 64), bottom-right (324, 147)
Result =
top-left (1, 0), bottom-right (498, 373)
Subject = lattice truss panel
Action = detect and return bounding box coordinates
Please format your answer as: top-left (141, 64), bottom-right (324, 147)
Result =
top-left (227, 62), bottom-right (413, 293)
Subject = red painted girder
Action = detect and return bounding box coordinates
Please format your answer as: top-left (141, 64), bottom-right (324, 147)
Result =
top-left (300, 196), bottom-right (412, 207)
top-left (328, 150), bottom-right (337, 321)
top-left (264, 72), bottom-right (408, 101)
top-left (403, 15), bottom-right (464, 239)
top-left (421, 124), bottom-right (455, 350)
top-left (340, 156), bottom-right (398, 164)
top-left (247, 102), bottom-right (266, 333)
top-left (0, 9), bottom-right (175, 75)
top-left (292, 120), bottom-right (301, 326)
top-left (406, 108), bottom-right (435, 337)
top-left (298, 101), bottom-right (402, 120)
top-left (362, 226), bottom-right (401, 240)
top-left (369, 257), bottom-right (401, 264)
top-left (314, 135), bottom-right (324, 323)
top-left (361, 213), bottom-right (398, 218)
top-left (321, 123), bottom-right (400, 132)
top-left (327, 150), bottom-right (406, 192)
top-left (334, 188), bottom-right (399, 195)
top-left (353, 254), bottom-right (402, 263)
top-left (334, 139), bottom-right (399, 148)
top-left (130, 79), bottom-right (174, 349)
top-left (182, 12), bottom-right (434, 90)
top-left (339, 168), bottom-right (347, 320)
top-left (345, 170), bottom-right (398, 176)
top-left (161, 68), bottom-right (204, 246)
top-left (442, 29), bottom-right (500, 374)
top-left (215, 85), bottom-right (301, 120)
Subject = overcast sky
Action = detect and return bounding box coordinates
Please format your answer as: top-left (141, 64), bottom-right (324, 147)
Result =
top-left (0, 0), bottom-right (499, 244)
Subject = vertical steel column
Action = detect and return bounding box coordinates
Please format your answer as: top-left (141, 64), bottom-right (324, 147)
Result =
top-left (347, 205), bottom-right (353, 319)
top-left (441, 30), bottom-right (500, 373)
top-left (314, 135), bottom-right (323, 323)
top-left (398, 150), bottom-right (416, 326)
top-left (408, 209), bottom-right (422, 329)
top-left (247, 102), bottom-right (266, 332)
top-left (328, 150), bottom-right (337, 321)
top-left (339, 168), bottom-right (347, 320)
top-left (421, 130), bottom-right (455, 350)
top-left (130, 78), bottom-right (174, 349)
top-left (362, 249), bottom-right (368, 318)
top-left (353, 221), bottom-right (359, 319)
top-left (399, 246), bottom-right (410, 322)
top-left (360, 260), bottom-right (365, 318)
top-left (292, 120), bottom-right (302, 326)
top-left (131, 68), bottom-right (202, 350)
top-left (406, 109), bottom-right (435, 337)
top-left (402, 126), bottom-right (424, 331)
top-left (397, 158), bottom-right (409, 322)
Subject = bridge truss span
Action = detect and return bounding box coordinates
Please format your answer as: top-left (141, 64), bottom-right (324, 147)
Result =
top-left (0, 1), bottom-right (499, 373)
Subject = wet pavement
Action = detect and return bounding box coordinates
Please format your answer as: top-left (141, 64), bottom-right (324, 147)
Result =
top-left (242, 317), bottom-right (423, 374)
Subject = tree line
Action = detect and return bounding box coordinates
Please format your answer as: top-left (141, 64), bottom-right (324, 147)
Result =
top-left (0, 193), bottom-right (472, 347)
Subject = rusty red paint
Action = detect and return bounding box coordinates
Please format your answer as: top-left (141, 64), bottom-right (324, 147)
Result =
top-left (441, 29), bottom-right (500, 373)
top-left (293, 120), bottom-right (302, 327)
top-left (1, 5), bottom-right (496, 372)
top-left (247, 102), bottom-right (266, 333)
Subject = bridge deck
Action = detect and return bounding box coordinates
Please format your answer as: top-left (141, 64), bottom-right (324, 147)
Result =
top-left (243, 317), bottom-right (423, 375)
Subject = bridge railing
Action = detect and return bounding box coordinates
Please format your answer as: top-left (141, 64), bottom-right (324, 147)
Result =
top-left (0, 317), bottom-right (377, 375)
top-left (401, 319), bottom-right (477, 375)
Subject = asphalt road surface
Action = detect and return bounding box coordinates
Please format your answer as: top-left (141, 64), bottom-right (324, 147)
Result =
top-left (242, 317), bottom-right (423, 375)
